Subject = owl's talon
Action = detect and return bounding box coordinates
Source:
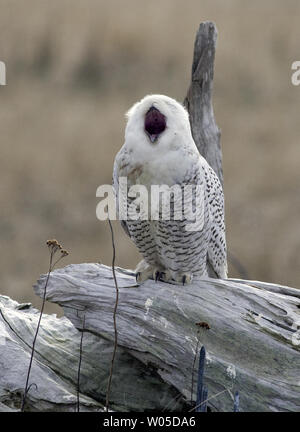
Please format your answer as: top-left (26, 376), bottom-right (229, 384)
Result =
top-left (160, 270), bottom-right (172, 283)
top-left (154, 270), bottom-right (161, 282)
top-left (175, 272), bottom-right (193, 285)
top-left (152, 269), bottom-right (172, 283)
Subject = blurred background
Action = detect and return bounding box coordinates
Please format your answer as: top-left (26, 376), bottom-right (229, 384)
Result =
top-left (1, 0), bottom-right (300, 314)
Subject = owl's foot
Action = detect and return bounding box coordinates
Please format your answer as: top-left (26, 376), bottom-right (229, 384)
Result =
top-left (136, 267), bottom-right (153, 283)
top-left (135, 260), bottom-right (172, 284)
top-left (153, 269), bottom-right (172, 283)
top-left (135, 260), bottom-right (154, 284)
top-left (161, 270), bottom-right (172, 283)
top-left (175, 272), bottom-right (193, 285)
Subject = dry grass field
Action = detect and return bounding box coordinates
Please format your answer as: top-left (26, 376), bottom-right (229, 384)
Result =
top-left (1, 0), bottom-right (300, 313)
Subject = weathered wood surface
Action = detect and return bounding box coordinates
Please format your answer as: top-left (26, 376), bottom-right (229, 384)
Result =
top-left (31, 263), bottom-right (300, 412)
top-left (0, 295), bottom-right (103, 412)
top-left (184, 21), bottom-right (223, 185)
top-left (0, 263), bottom-right (299, 411)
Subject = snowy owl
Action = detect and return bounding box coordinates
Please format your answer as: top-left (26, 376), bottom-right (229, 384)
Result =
top-left (113, 94), bottom-right (227, 284)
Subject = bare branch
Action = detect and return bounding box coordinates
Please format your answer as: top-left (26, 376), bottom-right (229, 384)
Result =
top-left (184, 21), bottom-right (223, 186)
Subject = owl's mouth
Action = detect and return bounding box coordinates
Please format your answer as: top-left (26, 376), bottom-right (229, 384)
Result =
top-left (144, 106), bottom-right (166, 143)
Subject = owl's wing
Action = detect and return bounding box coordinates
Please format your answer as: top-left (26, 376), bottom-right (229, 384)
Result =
top-left (205, 165), bottom-right (228, 278)
top-left (112, 147), bottom-right (131, 238)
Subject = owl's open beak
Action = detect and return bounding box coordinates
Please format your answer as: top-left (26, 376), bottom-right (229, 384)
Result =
top-left (144, 106), bottom-right (166, 143)
top-left (148, 133), bottom-right (159, 143)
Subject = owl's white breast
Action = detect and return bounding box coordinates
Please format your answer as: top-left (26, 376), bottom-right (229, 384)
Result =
top-left (124, 138), bottom-right (199, 189)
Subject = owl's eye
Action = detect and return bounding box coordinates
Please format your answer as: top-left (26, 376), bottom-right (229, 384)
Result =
top-left (144, 106), bottom-right (166, 143)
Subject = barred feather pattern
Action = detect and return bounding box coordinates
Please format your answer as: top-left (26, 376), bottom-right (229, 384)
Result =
top-left (114, 150), bottom-right (227, 281)
top-left (112, 94), bottom-right (227, 282)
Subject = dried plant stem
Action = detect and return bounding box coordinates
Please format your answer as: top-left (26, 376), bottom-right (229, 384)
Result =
top-left (77, 314), bottom-right (85, 412)
top-left (189, 386), bottom-right (234, 412)
top-left (162, 392), bottom-right (182, 412)
top-left (21, 252), bottom-right (54, 411)
top-left (21, 240), bottom-right (68, 412)
top-left (105, 219), bottom-right (119, 412)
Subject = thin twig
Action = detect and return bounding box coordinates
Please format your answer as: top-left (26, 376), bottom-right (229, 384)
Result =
top-left (189, 389), bottom-right (227, 412)
top-left (77, 313), bottom-right (86, 412)
top-left (21, 251), bottom-right (54, 411)
top-left (162, 392), bottom-right (182, 412)
top-left (189, 385), bottom-right (234, 412)
top-left (21, 240), bottom-right (69, 412)
top-left (105, 219), bottom-right (119, 412)
top-left (51, 255), bottom-right (65, 270)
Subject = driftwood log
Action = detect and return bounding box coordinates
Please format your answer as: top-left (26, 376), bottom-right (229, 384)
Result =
top-left (0, 264), bottom-right (299, 411)
top-left (0, 22), bottom-right (299, 412)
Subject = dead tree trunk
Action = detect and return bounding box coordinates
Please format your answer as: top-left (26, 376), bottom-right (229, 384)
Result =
top-left (184, 21), bottom-right (223, 185)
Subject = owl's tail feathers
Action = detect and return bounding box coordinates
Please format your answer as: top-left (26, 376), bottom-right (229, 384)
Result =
top-left (206, 258), bottom-right (228, 279)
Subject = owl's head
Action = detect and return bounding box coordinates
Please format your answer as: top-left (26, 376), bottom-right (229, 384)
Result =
top-left (125, 95), bottom-right (192, 148)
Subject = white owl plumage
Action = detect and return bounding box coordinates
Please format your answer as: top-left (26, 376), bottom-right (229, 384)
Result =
top-left (113, 94), bottom-right (227, 284)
